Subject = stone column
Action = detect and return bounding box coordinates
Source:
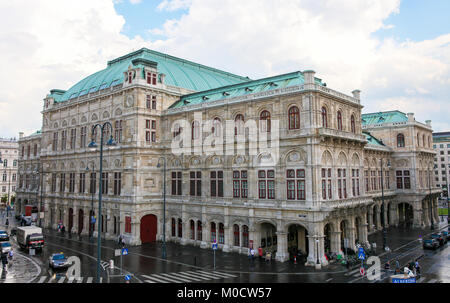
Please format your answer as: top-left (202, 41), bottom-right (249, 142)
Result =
top-left (375, 208), bottom-right (382, 230)
top-left (348, 227), bottom-right (356, 251)
top-left (413, 207), bottom-right (422, 228)
top-left (383, 204), bottom-right (388, 228)
top-left (72, 206), bottom-right (78, 234)
top-left (201, 220), bottom-right (209, 248)
top-left (367, 208), bottom-right (373, 233)
top-left (433, 197), bottom-right (440, 224)
top-left (275, 231), bottom-right (288, 262)
top-left (422, 202), bottom-right (430, 227)
top-left (81, 209), bottom-right (90, 236)
top-left (222, 224), bottom-right (231, 252)
top-left (330, 231), bottom-right (341, 254)
top-left (317, 236), bottom-right (328, 266)
top-left (306, 235), bottom-right (317, 266)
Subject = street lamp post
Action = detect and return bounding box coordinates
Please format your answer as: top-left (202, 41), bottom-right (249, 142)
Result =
top-left (444, 166), bottom-right (450, 224)
top-left (88, 122), bottom-right (116, 283)
top-left (428, 169), bottom-right (434, 230)
top-left (157, 157), bottom-right (167, 260)
top-left (381, 159), bottom-right (390, 251)
top-left (34, 163), bottom-right (46, 227)
top-left (86, 163), bottom-right (95, 242)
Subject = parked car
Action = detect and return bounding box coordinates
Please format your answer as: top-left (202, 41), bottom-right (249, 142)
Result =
top-left (423, 238), bottom-right (440, 250)
top-left (0, 230), bottom-right (9, 241)
top-left (0, 242), bottom-right (12, 254)
top-left (48, 252), bottom-right (70, 269)
top-left (430, 233), bottom-right (445, 246)
top-left (441, 231), bottom-right (449, 241)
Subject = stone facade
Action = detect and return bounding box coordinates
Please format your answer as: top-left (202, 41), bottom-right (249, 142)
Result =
top-left (0, 137), bottom-right (19, 207)
top-left (16, 48), bottom-right (441, 266)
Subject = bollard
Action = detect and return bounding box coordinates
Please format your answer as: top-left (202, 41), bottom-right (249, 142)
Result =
top-left (110, 260), bottom-right (114, 270)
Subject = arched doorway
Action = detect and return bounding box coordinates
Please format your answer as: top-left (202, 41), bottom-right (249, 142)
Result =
top-left (373, 205), bottom-right (378, 230)
top-left (398, 203), bottom-right (413, 227)
top-left (287, 224), bottom-right (309, 260)
top-left (78, 209), bottom-right (84, 234)
top-left (260, 223), bottom-right (277, 255)
top-left (355, 218), bottom-right (361, 244)
top-left (68, 208), bottom-right (74, 234)
top-left (340, 220), bottom-right (349, 251)
top-left (140, 214), bottom-right (157, 244)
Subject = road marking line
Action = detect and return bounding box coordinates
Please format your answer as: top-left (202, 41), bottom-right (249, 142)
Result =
top-left (171, 272), bottom-right (203, 282)
top-left (38, 276), bottom-right (47, 283)
top-left (68, 277), bottom-right (75, 283)
top-left (58, 277), bottom-right (65, 283)
top-left (189, 271), bottom-right (223, 280)
top-left (326, 278), bottom-right (333, 282)
top-left (150, 274), bottom-right (182, 283)
top-left (86, 277), bottom-right (93, 283)
top-left (141, 274), bottom-right (169, 283)
top-left (159, 273), bottom-right (192, 283)
top-left (207, 271), bottom-right (238, 278)
top-left (417, 277), bottom-right (425, 283)
top-left (177, 271), bottom-right (212, 281)
top-left (428, 279), bottom-right (437, 283)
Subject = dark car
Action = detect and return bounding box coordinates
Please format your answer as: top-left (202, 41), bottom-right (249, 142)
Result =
top-left (0, 230), bottom-right (9, 241)
top-left (423, 238), bottom-right (440, 250)
top-left (442, 231), bottom-right (449, 241)
top-left (48, 252), bottom-right (69, 269)
top-left (430, 233), bottom-right (444, 246)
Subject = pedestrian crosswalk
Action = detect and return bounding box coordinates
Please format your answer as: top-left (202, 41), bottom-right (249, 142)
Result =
top-left (36, 276), bottom-right (101, 283)
top-left (141, 270), bottom-right (238, 283)
top-left (34, 270), bottom-right (237, 283)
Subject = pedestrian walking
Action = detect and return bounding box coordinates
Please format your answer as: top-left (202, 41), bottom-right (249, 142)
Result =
top-left (395, 260), bottom-right (400, 273)
top-left (5, 218), bottom-right (8, 227)
top-left (415, 260), bottom-right (421, 277)
top-left (258, 247), bottom-right (263, 260)
top-left (1, 252), bottom-right (8, 271)
top-left (61, 225), bottom-right (65, 236)
top-left (250, 248), bottom-right (255, 261)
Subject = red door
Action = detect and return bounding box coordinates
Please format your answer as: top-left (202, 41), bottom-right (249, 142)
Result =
top-left (140, 215), bottom-right (157, 244)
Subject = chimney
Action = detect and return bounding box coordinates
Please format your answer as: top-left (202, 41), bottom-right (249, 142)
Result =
top-left (425, 120), bottom-right (431, 127)
top-left (303, 70), bottom-right (315, 85)
top-left (407, 113), bottom-right (414, 122)
top-left (352, 90), bottom-right (361, 100)
top-left (19, 132), bottom-right (24, 139)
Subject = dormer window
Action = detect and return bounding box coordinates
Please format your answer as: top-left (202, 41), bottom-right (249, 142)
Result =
top-left (223, 92), bottom-right (230, 96)
top-left (269, 82), bottom-right (278, 87)
top-left (183, 100), bottom-right (190, 105)
top-left (146, 72), bottom-right (157, 85)
top-left (128, 72), bottom-right (133, 83)
top-left (378, 117), bottom-right (385, 123)
top-left (202, 96), bottom-right (209, 101)
top-left (245, 87), bottom-right (253, 92)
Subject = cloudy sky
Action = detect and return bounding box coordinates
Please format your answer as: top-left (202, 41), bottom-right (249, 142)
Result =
top-left (1, 0), bottom-right (449, 138)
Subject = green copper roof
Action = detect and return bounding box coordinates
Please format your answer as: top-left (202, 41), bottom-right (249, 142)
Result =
top-left (361, 111), bottom-right (408, 126)
top-left (363, 132), bottom-right (385, 147)
top-left (49, 48), bottom-right (250, 103)
top-left (169, 71), bottom-right (323, 109)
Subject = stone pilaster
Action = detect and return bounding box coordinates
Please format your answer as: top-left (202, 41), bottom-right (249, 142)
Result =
top-left (275, 231), bottom-right (288, 262)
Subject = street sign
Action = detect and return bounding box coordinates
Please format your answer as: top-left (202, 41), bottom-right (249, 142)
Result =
top-left (91, 216), bottom-right (96, 224)
top-left (122, 248), bottom-right (128, 255)
top-left (360, 267), bottom-right (365, 276)
top-left (358, 247), bottom-right (366, 260)
top-left (115, 249), bottom-right (121, 257)
top-left (212, 242), bottom-right (218, 250)
top-left (391, 275), bottom-right (416, 283)
top-left (124, 275), bottom-right (131, 281)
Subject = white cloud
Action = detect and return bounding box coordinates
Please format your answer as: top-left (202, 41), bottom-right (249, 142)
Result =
top-left (129, 0), bottom-right (142, 4)
top-left (1, 0), bottom-right (450, 139)
top-left (148, 0), bottom-right (450, 131)
top-left (0, 0), bottom-right (149, 138)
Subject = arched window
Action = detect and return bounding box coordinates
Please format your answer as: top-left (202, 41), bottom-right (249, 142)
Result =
top-left (192, 121), bottom-right (200, 140)
top-left (197, 221), bottom-right (202, 241)
top-left (218, 223), bottom-right (225, 244)
top-left (242, 225), bottom-right (249, 248)
top-left (211, 222), bottom-right (216, 243)
top-left (234, 114), bottom-right (244, 135)
top-left (178, 218), bottom-right (183, 238)
top-left (428, 136), bottom-right (431, 148)
top-left (321, 107), bottom-right (328, 128)
top-left (351, 115), bottom-right (356, 133)
top-left (233, 224), bottom-right (240, 246)
top-left (397, 134), bottom-right (405, 147)
top-left (190, 220), bottom-right (195, 240)
top-left (288, 106), bottom-right (300, 130)
top-left (212, 117), bottom-right (221, 137)
top-left (337, 111), bottom-right (343, 131)
top-left (173, 123), bottom-right (181, 139)
top-left (422, 134), bottom-right (425, 148)
top-left (260, 110), bottom-right (271, 133)
top-left (417, 134), bottom-right (420, 146)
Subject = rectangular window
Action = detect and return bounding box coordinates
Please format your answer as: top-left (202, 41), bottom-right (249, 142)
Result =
top-left (171, 171), bottom-right (182, 195)
top-left (101, 172), bottom-right (108, 195)
top-left (70, 128), bottom-right (76, 149)
top-left (114, 120), bottom-right (123, 143)
top-left (79, 173), bottom-right (85, 193)
top-left (145, 131), bottom-right (151, 142)
top-left (404, 170), bottom-right (411, 189)
top-left (61, 130), bottom-right (67, 150)
top-left (233, 170), bottom-right (248, 198)
top-left (258, 170), bottom-right (275, 199)
top-left (152, 95), bottom-right (157, 110)
top-left (60, 173), bottom-right (65, 192)
top-left (53, 132), bottom-right (58, 151)
top-left (396, 170), bottom-right (403, 189)
top-left (51, 174), bottom-right (56, 192)
top-left (151, 131), bottom-right (156, 142)
top-left (189, 171), bottom-right (202, 196)
top-left (210, 171), bottom-right (224, 197)
top-left (69, 173), bottom-right (75, 193)
top-left (90, 172), bottom-right (97, 194)
top-left (114, 172), bottom-right (122, 196)
top-left (286, 169), bottom-right (306, 200)
top-left (151, 120), bottom-right (156, 129)
top-left (80, 126), bottom-right (86, 148)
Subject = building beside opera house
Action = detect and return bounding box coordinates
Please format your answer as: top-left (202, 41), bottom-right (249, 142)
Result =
top-left (15, 48), bottom-right (441, 266)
